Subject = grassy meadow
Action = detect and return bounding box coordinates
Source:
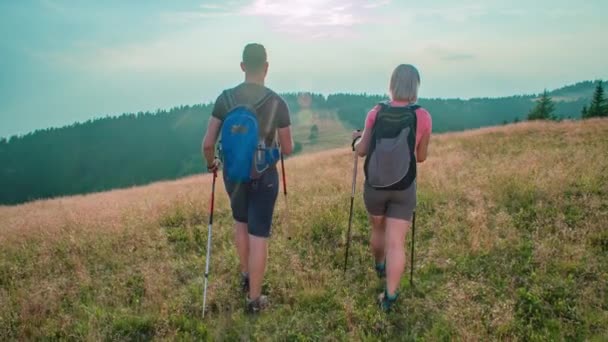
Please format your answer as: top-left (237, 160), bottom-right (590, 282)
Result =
top-left (0, 119), bottom-right (607, 340)
top-left (290, 108), bottom-right (352, 154)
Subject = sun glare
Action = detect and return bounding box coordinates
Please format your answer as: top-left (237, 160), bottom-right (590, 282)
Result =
top-left (243, 0), bottom-right (377, 35)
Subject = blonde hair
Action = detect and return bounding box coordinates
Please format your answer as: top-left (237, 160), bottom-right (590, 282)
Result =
top-left (390, 64), bottom-right (420, 102)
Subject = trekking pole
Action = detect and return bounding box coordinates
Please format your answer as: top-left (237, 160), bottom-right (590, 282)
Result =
top-left (280, 152), bottom-right (292, 240)
top-left (343, 132), bottom-right (361, 274)
top-left (410, 210), bottom-right (416, 287)
top-left (202, 169), bottom-right (218, 318)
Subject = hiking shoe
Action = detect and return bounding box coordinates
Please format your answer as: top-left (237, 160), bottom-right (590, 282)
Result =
top-left (375, 262), bottom-right (386, 279)
top-left (378, 290), bottom-right (398, 312)
top-left (246, 295), bottom-right (269, 314)
top-left (240, 272), bottom-right (250, 293)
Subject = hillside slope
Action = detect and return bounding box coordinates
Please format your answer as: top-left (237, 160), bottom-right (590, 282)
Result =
top-left (1, 80), bottom-right (603, 205)
top-left (1, 119), bottom-right (607, 340)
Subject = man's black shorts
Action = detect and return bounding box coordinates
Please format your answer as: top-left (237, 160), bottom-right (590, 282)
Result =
top-left (223, 167), bottom-right (279, 238)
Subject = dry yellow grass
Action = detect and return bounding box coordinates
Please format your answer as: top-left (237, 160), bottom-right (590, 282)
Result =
top-left (1, 119), bottom-right (607, 340)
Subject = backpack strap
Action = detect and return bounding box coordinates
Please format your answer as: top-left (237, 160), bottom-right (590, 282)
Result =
top-left (373, 102), bottom-right (390, 127)
top-left (379, 101), bottom-right (420, 112)
top-left (373, 102), bottom-right (420, 130)
top-left (223, 89), bottom-right (273, 112)
top-left (253, 91), bottom-right (274, 110)
top-left (222, 89), bottom-right (237, 111)
top-left (378, 101), bottom-right (390, 112)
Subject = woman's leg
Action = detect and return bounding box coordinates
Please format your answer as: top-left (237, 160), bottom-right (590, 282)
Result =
top-left (370, 215), bottom-right (386, 264)
top-left (384, 217), bottom-right (411, 295)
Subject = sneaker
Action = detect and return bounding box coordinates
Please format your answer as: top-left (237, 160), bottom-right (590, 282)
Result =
top-left (375, 262), bottom-right (386, 279)
top-left (378, 290), bottom-right (398, 312)
top-left (246, 295), bottom-right (269, 314)
top-left (240, 273), bottom-right (250, 293)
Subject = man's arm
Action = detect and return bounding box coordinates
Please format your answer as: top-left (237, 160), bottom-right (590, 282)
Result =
top-left (202, 116), bottom-right (222, 166)
top-left (278, 126), bottom-right (293, 155)
top-left (276, 97), bottom-right (293, 155)
top-left (202, 93), bottom-right (227, 170)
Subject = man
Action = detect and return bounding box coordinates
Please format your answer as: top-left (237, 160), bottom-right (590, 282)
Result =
top-left (202, 43), bottom-right (293, 313)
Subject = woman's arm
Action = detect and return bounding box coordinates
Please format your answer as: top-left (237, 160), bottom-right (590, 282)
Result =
top-left (416, 108), bottom-right (432, 163)
top-left (354, 128), bottom-right (371, 157)
top-left (354, 105), bottom-right (382, 157)
top-left (416, 132), bottom-right (430, 163)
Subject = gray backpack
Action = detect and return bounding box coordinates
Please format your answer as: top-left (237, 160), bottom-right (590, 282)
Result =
top-left (364, 103), bottom-right (419, 190)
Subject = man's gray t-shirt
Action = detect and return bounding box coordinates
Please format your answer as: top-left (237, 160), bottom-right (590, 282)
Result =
top-left (212, 83), bottom-right (290, 146)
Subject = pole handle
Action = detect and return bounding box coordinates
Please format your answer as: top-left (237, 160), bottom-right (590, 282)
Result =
top-left (351, 129), bottom-right (362, 152)
top-left (208, 170), bottom-right (217, 224)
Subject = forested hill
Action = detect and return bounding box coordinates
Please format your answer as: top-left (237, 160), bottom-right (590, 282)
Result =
top-left (331, 80), bottom-right (595, 132)
top-left (0, 80), bottom-right (601, 205)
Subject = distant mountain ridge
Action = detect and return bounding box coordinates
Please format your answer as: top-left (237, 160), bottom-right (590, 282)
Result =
top-left (329, 80), bottom-right (602, 133)
top-left (0, 80), bottom-right (602, 205)
top-left (546, 80), bottom-right (601, 99)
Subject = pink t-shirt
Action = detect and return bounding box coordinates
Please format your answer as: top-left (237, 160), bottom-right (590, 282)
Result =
top-left (365, 101), bottom-right (432, 148)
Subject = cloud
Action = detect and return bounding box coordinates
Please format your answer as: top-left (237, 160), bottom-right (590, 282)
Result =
top-left (199, 4), bottom-right (222, 10)
top-left (409, 3), bottom-right (488, 23)
top-left (423, 46), bottom-right (476, 63)
top-left (161, 1), bottom-right (242, 23)
top-left (163, 1), bottom-right (389, 38)
top-left (239, 0), bottom-right (394, 37)
top-left (363, 0), bottom-right (391, 9)
top-left (243, 0), bottom-right (357, 26)
top-left (38, 30), bottom-right (234, 74)
top-left (441, 53), bottom-right (475, 61)
top-left (162, 10), bottom-right (232, 22)
top-left (39, 0), bottom-right (68, 13)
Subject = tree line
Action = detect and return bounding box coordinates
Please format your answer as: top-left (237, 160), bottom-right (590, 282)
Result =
top-left (0, 81), bottom-right (602, 204)
top-left (528, 81), bottom-right (607, 121)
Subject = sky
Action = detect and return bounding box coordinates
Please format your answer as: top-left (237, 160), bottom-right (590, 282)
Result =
top-left (1, 0), bottom-right (607, 138)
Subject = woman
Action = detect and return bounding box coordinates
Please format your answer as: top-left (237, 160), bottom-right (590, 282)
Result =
top-left (352, 64), bottom-right (432, 310)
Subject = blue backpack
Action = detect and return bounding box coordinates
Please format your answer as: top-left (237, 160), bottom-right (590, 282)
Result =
top-left (219, 89), bottom-right (280, 182)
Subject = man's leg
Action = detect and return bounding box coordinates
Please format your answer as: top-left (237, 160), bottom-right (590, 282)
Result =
top-left (224, 180), bottom-right (250, 278)
top-left (234, 221), bottom-right (249, 274)
top-left (247, 169), bottom-right (279, 303)
top-left (248, 235), bottom-right (268, 300)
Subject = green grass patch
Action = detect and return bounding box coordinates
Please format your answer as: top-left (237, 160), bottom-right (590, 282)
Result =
top-left (2, 120), bottom-right (607, 340)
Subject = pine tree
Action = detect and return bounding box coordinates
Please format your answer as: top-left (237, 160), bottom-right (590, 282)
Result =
top-left (309, 124), bottom-right (319, 142)
top-left (587, 81), bottom-right (607, 118)
top-left (581, 105), bottom-right (588, 119)
top-left (527, 90), bottom-right (555, 121)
